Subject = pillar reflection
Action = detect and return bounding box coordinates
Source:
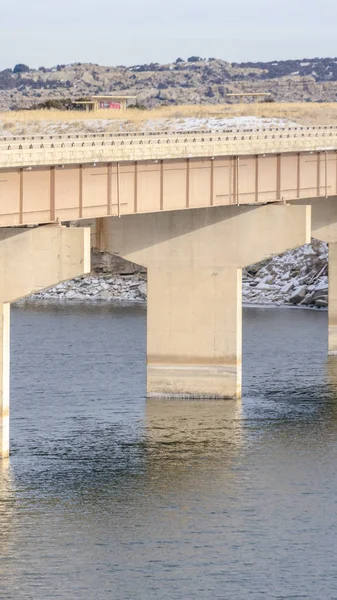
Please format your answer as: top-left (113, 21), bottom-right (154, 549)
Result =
top-left (0, 458), bottom-right (14, 556)
top-left (144, 399), bottom-right (243, 490)
top-left (326, 356), bottom-right (337, 406)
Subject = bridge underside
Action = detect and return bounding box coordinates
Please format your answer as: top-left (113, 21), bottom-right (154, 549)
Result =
top-left (0, 151), bottom-right (337, 226)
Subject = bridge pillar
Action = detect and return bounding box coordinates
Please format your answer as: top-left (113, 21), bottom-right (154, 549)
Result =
top-left (0, 225), bottom-right (90, 458)
top-left (292, 197), bottom-right (337, 355)
top-left (308, 197), bottom-right (337, 355)
top-left (147, 266), bottom-right (242, 398)
top-left (95, 204), bottom-right (310, 399)
top-left (329, 243), bottom-right (337, 355)
top-left (0, 304), bottom-right (9, 459)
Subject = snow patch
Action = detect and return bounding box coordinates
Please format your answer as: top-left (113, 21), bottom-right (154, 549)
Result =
top-left (0, 116), bottom-right (299, 138)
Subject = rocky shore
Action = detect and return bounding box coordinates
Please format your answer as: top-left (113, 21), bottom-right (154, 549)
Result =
top-left (20, 240), bottom-right (329, 309)
top-left (27, 273), bottom-right (147, 304)
top-left (243, 240), bottom-right (328, 308)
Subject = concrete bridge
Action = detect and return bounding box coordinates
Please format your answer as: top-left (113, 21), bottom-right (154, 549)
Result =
top-left (1, 125), bottom-right (337, 457)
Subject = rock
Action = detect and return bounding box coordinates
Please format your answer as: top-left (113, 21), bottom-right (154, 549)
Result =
top-left (282, 279), bottom-right (299, 294)
top-left (256, 282), bottom-right (279, 291)
top-left (302, 246), bottom-right (315, 255)
top-left (313, 294), bottom-right (328, 303)
top-left (100, 290), bottom-right (112, 299)
top-left (289, 285), bottom-right (307, 304)
top-left (300, 293), bottom-right (315, 306)
top-left (315, 299), bottom-right (328, 308)
top-left (138, 283), bottom-right (147, 298)
top-left (312, 291), bottom-right (328, 302)
top-left (65, 290), bottom-right (77, 299)
top-left (313, 282), bottom-right (328, 292)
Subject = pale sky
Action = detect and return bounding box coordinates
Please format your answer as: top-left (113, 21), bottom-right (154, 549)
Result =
top-left (1, 0), bottom-right (337, 70)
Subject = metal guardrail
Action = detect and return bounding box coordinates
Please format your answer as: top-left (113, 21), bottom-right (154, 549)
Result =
top-left (1, 127), bottom-right (337, 168)
top-left (1, 124), bottom-right (337, 143)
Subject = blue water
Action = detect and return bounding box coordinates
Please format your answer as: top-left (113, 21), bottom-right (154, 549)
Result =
top-left (1, 303), bottom-right (337, 599)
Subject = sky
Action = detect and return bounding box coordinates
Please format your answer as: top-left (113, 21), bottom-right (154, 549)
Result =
top-left (1, 0), bottom-right (337, 70)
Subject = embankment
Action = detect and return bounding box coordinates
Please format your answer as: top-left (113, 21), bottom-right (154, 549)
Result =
top-left (20, 241), bottom-right (328, 308)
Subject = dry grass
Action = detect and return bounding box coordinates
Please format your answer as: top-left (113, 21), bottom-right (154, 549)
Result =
top-left (1, 103), bottom-right (337, 136)
top-left (4, 102), bottom-right (337, 122)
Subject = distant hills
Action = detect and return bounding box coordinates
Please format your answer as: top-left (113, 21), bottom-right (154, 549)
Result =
top-left (1, 57), bottom-right (337, 110)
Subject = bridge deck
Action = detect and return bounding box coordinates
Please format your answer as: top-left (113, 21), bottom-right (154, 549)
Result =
top-left (0, 127), bottom-right (337, 227)
top-left (1, 126), bottom-right (337, 168)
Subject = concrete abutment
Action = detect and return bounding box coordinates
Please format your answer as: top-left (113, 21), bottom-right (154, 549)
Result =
top-left (94, 204), bottom-right (311, 399)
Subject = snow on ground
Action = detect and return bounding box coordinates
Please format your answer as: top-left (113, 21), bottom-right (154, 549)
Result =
top-left (143, 116), bottom-right (299, 132)
top-left (0, 116), bottom-right (298, 137)
top-left (243, 241), bottom-right (328, 308)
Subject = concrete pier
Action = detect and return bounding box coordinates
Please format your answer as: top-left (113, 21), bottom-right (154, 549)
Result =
top-left (294, 197), bottom-right (337, 355)
top-left (147, 266), bottom-right (242, 398)
top-left (310, 198), bottom-right (337, 355)
top-left (329, 243), bottom-right (337, 354)
top-left (0, 304), bottom-right (9, 459)
top-left (0, 225), bottom-right (90, 458)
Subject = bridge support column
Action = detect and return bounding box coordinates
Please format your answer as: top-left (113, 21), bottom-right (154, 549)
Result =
top-left (292, 198), bottom-right (337, 356)
top-left (329, 243), bottom-right (337, 355)
top-left (147, 266), bottom-right (242, 398)
top-left (0, 304), bottom-right (9, 459)
top-left (0, 225), bottom-right (90, 458)
top-left (95, 204), bottom-right (310, 399)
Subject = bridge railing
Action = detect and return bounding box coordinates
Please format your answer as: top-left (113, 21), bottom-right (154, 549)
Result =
top-left (1, 127), bottom-right (337, 167)
top-left (1, 124), bottom-right (337, 143)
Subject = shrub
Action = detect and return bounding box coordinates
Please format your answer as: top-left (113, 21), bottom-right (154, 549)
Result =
top-left (13, 63), bottom-right (30, 74)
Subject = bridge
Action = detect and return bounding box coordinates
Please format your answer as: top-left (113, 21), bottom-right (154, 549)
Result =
top-left (1, 125), bottom-right (337, 457)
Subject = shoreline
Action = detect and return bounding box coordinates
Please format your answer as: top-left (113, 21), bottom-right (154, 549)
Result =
top-left (14, 239), bottom-right (329, 310)
top-left (14, 279), bottom-right (327, 312)
top-left (14, 297), bottom-right (326, 311)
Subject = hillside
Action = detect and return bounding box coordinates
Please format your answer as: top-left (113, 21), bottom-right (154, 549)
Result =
top-left (1, 57), bottom-right (337, 111)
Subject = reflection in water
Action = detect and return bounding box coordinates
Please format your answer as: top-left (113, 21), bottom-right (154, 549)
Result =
top-left (0, 459), bottom-right (13, 548)
top-left (146, 399), bottom-right (242, 447)
top-left (0, 304), bottom-right (337, 599)
top-left (0, 458), bottom-right (11, 497)
top-left (145, 399), bottom-right (242, 487)
top-left (326, 354), bottom-right (337, 391)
